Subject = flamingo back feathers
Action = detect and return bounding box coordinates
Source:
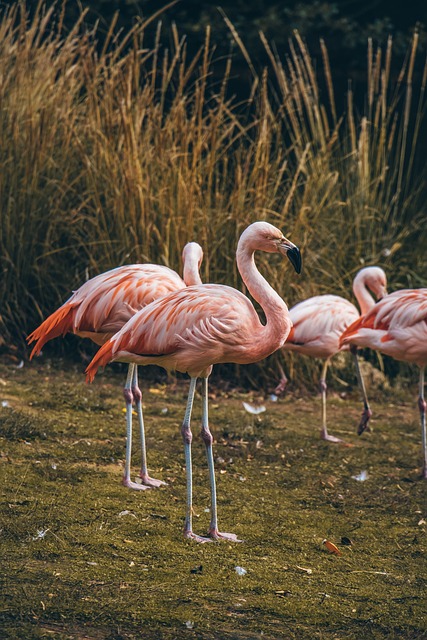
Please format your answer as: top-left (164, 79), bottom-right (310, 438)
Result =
top-left (283, 295), bottom-right (359, 358)
top-left (27, 264), bottom-right (187, 356)
top-left (339, 288), bottom-right (427, 366)
top-left (85, 283), bottom-right (275, 381)
top-left (72, 265), bottom-right (185, 333)
top-left (341, 289), bottom-right (427, 346)
top-left (111, 286), bottom-right (252, 360)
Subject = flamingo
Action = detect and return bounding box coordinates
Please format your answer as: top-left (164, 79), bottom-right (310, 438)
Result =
top-left (340, 288), bottom-right (427, 478)
top-left (27, 243), bottom-right (203, 489)
top-left (85, 221), bottom-right (301, 542)
top-left (277, 267), bottom-right (387, 442)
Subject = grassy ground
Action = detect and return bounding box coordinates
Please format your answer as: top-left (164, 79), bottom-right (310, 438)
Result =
top-left (0, 360), bottom-right (425, 639)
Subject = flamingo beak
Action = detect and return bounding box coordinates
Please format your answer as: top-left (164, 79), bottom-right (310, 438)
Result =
top-left (286, 245), bottom-right (302, 274)
top-left (277, 237), bottom-right (301, 273)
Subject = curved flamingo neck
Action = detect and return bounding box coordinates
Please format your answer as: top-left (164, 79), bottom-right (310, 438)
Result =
top-left (236, 238), bottom-right (291, 348)
top-left (353, 273), bottom-right (376, 316)
top-left (182, 244), bottom-right (203, 286)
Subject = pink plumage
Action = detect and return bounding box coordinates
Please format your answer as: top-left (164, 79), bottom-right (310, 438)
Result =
top-left (86, 221), bottom-right (302, 542)
top-left (279, 267), bottom-right (388, 441)
top-left (27, 243), bottom-right (204, 490)
top-left (340, 288), bottom-right (427, 366)
top-left (285, 295), bottom-right (360, 359)
top-left (340, 288), bottom-right (427, 477)
top-left (27, 243), bottom-right (203, 355)
top-left (87, 284), bottom-right (288, 380)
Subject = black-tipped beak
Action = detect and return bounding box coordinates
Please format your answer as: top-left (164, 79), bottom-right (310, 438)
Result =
top-left (287, 246), bottom-right (302, 274)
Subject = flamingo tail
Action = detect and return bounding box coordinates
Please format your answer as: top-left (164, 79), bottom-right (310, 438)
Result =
top-left (27, 303), bottom-right (77, 359)
top-left (85, 341), bottom-right (115, 383)
top-left (340, 312), bottom-right (381, 348)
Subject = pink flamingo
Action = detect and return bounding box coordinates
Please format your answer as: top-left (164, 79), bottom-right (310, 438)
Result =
top-left (340, 288), bottom-right (427, 478)
top-left (85, 221), bottom-right (301, 542)
top-left (277, 267), bottom-right (387, 442)
top-left (27, 243), bottom-right (203, 489)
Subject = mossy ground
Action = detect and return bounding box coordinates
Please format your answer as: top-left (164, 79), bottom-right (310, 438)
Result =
top-left (0, 360), bottom-right (425, 639)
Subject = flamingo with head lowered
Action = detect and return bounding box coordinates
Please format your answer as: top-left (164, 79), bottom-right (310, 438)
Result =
top-left (277, 267), bottom-right (387, 442)
top-left (340, 288), bottom-right (427, 478)
top-left (27, 242), bottom-right (204, 490)
top-left (85, 221), bottom-right (301, 542)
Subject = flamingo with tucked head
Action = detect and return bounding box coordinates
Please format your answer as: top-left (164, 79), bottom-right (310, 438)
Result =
top-left (86, 221), bottom-right (301, 542)
top-left (277, 267), bottom-right (387, 442)
top-left (340, 288), bottom-right (427, 478)
top-left (27, 242), bottom-right (203, 489)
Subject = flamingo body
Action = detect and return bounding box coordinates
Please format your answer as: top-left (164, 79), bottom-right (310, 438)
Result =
top-left (27, 243), bottom-right (203, 490)
top-left (341, 289), bottom-right (427, 366)
top-left (87, 284), bottom-right (287, 381)
top-left (86, 221), bottom-right (301, 542)
top-left (285, 295), bottom-right (359, 359)
top-left (340, 288), bottom-right (427, 477)
top-left (279, 267), bottom-right (388, 441)
top-left (28, 244), bottom-right (203, 356)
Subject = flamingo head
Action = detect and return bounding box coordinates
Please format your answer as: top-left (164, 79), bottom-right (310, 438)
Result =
top-left (182, 242), bottom-right (204, 270)
top-left (355, 266), bottom-right (388, 301)
top-left (182, 242), bottom-right (204, 286)
top-left (242, 221), bottom-right (302, 274)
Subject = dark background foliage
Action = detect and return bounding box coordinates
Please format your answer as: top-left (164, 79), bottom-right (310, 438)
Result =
top-left (4, 1), bottom-right (427, 65)
top-left (3, 0), bottom-right (426, 115)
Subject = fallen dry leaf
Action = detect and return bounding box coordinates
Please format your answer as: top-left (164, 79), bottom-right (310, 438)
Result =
top-left (322, 539), bottom-right (341, 555)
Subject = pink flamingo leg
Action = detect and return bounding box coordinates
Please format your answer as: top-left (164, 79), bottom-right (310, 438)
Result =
top-left (274, 362), bottom-right (288, 396)
top-left (319, 359), bottom-right (343, 443)
top-left (419, 367), bottom-right (427, 479)
top-left (131, 367), bottom-right (166, 488)
top-left (122, 365), bottom-right (150, 490)
top-left (200, 377), bottom-right (242, 542)
top-left (182, 378), bottom-right (211, 543)
top-left (350, 345), bottom-right (373, 435)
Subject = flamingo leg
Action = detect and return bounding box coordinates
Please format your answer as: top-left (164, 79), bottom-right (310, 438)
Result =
top-left (319, 359), bottom-right (343, 443)
top-left (131, 366), bottom-right (166, 488)
top-left (350, 345), bottom-right (373, 435)
top-left (182, 377), bottom-right (211, 543)
top-left (122, 364), bottom-right (150, 490)
top-left (419, 367), bottom-right (427, 479)
top-left (274, 362), bottom-right (289, 396)
top-left (200, 377), bottom-right (241, 542)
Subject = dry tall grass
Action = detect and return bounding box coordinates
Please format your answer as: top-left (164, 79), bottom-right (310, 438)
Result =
top-left (0, 3), bottom-right (426, 387)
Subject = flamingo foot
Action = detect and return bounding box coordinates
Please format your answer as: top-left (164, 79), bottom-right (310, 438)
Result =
top-left (122, 477), bottom-right (151, 491)
top-left (139, 472), bottom-right (167, 488)
top-left (358, 408), bottom-right (373, 435)
top-left (208, 528), bottom-right (243, 542)
top-left (184, 529), bottom-right (213, 543)
top-left (320, 429), bottom-right (345, 444)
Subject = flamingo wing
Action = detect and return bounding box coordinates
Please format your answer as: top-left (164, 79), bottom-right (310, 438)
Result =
top-left (284, 295), bottom-right (359, 358)
top-left (27, 264), bottom-right (185, 356)
top-left (340, 289), bottom-right (427, 366)
top-left (72, 264), bottom-right (185, 332)
top-left (86, 284), bottom-right (262, 380)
